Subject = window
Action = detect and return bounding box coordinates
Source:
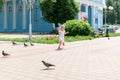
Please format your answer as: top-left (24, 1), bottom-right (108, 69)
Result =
top-left (34, 5), bottom-right (39, 22)
top-left (18, 5), bottom-right (22, 12)
top-left (0, 6), bottom-right (2, 12)
top-left (8, 6), bottom-right (12, 12)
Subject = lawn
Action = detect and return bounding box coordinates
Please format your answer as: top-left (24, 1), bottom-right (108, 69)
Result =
top-left (0, 33), bottom-right (120, 44)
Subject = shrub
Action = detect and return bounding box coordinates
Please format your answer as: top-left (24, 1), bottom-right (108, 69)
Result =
top-left (65, 20), bottom-right (92, 36)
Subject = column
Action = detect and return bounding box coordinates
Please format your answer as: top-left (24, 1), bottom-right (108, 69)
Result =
top-left (22, 0), bottom-right (27, 29)
top-left (4, 0), bottom-right (7, 29)
top-left (85, 4), bottom-right (88, 14)
top-left (85, 4), bottom-right (88, 22)
top-left (98, 11), bottom-right (100, 28)
top-left (78, 3), bottom-right (81, 20)
top-left (98, 9), bottom-right (102, 28)
top-left (13, 0), bottom-right (16, 29)
top-left (92, 6), bottom-right (95, 29)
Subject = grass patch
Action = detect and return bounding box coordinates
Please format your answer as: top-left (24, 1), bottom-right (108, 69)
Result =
top-left (0, 35), bottom-right (59, 44)
top-left (109, 33), bottom-right (120, 37)
top-left (0, 33), bottom-right (120, 44)
top-left (92, 33), bottom-right (120, 38)
top-left (65, 35), bottom-right (93, 42)
top-left (101, 33), bottom-right (120, 37)
top-left (32, 36), bottom-right (59, 44)
top-left (0, 35), bottom-right (93, 44)
top-left (0, 37), bottom-right (29, 42)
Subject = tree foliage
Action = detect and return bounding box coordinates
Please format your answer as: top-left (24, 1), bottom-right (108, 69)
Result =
top-left (39, 0), bottom-right (79, 27)
top-left (105, 0), bottom-right (120, 24)
top-left (0, 0), bottom-right (3, 7)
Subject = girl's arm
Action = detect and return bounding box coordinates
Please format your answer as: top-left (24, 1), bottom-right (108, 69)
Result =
top-left (65, 31), bottom-right (69, 34)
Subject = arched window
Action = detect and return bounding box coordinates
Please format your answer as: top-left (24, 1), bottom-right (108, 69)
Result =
top-left (18, 5), bottom-right (22, 12)
top-left (0, 6), bottom-right (2, 12)
top-left (34, 4), bottom-right (39, 22)
top-left (17, 0), bottom-right (22, 12)
top-left (8, 6), bottom-right (12, 12)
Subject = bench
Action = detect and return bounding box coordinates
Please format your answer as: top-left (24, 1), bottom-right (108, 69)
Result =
top-left (91, 28), bottom-right (104, 37)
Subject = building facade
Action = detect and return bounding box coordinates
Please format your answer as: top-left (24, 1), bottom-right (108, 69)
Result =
top-left (77, 0), bottom-right (105, 30)
top-left (0, 0), bottom-right (105, 32)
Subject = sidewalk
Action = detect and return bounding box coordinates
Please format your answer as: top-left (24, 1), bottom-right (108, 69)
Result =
top-left (0, 33), bottom-right (50, 38)
top-left (0, 35), bottom-right (120, 80)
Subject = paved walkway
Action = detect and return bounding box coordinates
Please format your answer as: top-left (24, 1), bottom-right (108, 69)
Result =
top-left (0, 33), bottom-right (52, 38)
top-left (0, 36), bottom-right (120, 80)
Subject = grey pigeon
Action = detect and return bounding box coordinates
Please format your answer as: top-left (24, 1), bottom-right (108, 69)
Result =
top-left (24, 43), bottom-right (28, 47)
top-left (30, 43), bottom-right (34, 46)
top-left (42, 61), bottom-right (55, 68)
top-left (2, 51), bottom-right (10, 57)
top-left (12, 41), bottom-right (17, 45)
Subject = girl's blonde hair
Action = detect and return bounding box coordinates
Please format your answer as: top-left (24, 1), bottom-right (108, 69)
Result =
top-left (61, 25), bottom-right (65, 28)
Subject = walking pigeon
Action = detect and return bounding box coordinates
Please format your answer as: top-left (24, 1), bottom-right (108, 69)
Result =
top-left (42, 61), bottom-right (55, 68)
top-left (2, 51), bottom-right (10, 57)
top-left (24, 43), bottom-right (28, 47)
top-left (30, 43), bottom-right (34, 46)
top-left (12, 41), bottom-right (17, 45)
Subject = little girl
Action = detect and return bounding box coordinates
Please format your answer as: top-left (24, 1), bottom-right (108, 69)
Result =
top-left (57, 25), bottom-right (68, 49)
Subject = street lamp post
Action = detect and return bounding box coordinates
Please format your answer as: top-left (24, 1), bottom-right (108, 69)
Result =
top-left (99, 6), bottom-right (113, 25)
top-left (29, 0), bottom-right (32, 41)
top-left (25, 0), bottom-right (34, 41)
top-left (105, 6), bottom-right (114, 25)
top-left (99, 6), bottom-right (113, 40)
top-left (104, 8), bottom-right (106, 25)
top-left (103, 6), bottom-right (113, 26)
top-left (105, 6), bottom-right (113, 40)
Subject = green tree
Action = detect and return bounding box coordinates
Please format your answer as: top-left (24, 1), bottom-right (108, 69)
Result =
top-left (105, 0), bottom-right (116, 24)
top-left (117, 2), bottom-right (120, 24)
top-left (39, 0), bottom-right (79, 31)
top-left (105, 0), bottom-right (120, 24)
top-left (0, 0), bottom-right (3, 7)
top-left (114, 0), bottom-right (120, 24)
top-left (106, 0), bottom-right (113, 6)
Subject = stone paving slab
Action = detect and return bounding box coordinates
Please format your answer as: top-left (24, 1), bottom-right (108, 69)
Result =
top-left (0, 37), bottom-right (120, 80)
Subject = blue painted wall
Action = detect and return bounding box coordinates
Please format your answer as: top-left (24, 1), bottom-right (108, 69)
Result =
top-left (0, 0), bottom-right (53, 33)
top-left (95, 6), bottom-right (98, 30)
top-left (32, 0), bottom-right (53, 32)
top-left (81, 5), bottom-right (85, 12)
top-left (88, 6), bottom-right (92, 26)
top-left (16, 1), bottom-right (23, 32)
top-left (7, 1), bottom-right (13, 32)
top-left (0, 0), bottom-right (103, 32)
top-left (0, 7), bottom-right (4, 31)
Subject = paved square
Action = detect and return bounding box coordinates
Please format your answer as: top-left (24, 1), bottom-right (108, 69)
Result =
top-left (0, 37), bottom-right (120, 80)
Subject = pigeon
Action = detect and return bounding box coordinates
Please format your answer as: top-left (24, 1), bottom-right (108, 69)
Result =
top-left (12, 41), bottom-right (17, 45)
top-left (42, 61), bottom-right (55, 68)
top-left (30, 43), bottom-right (34, 46)
top-left (24, 43), bottom-right (28, 47)
top-left (2, 51), bottom-right (10, 57)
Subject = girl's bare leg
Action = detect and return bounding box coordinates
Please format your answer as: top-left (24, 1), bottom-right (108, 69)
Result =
top-left (57, 41), bottom-right (62, 49)
top-left (63, 42), bottom-right (65, 46)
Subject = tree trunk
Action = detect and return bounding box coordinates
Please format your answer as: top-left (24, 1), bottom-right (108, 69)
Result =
top-left (55, 22), bottom-right (59, 27)
top-left (51, 22), bottom-right (59, 34)
top-left (55, 22), bottom-right (59, 33)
